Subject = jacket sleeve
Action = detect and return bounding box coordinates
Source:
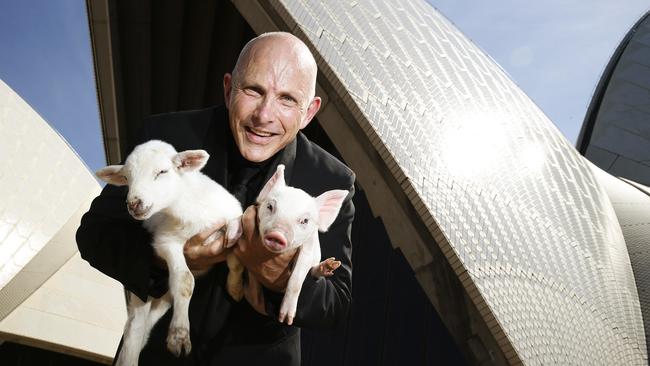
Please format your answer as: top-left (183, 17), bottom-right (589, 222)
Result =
top-left (75, 123), bottom-right (168, 302)
top-left (263, 177), bottom-right (355, 329)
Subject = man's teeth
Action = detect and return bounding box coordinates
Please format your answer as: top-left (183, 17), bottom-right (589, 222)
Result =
top-left (249, 128), bottom-right (273, 137)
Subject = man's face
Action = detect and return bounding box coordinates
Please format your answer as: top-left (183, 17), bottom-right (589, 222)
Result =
top-left (224, 43), bottom-right (321, 163)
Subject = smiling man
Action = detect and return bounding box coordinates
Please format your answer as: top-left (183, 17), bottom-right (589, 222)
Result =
top-left (225, 34), bottom-right (321, 163)
top-left (76, 32), bottom-right (355, 366)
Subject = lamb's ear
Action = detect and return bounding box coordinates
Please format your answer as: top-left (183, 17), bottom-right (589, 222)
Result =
top-left (257, 164), bottom-right (286, 201)
top-left (96, 165), bottom-right (127, 186)
top-left (315, 189), bottom-right (349, 232)
top-left (173, 150), bottom-right (209, 172)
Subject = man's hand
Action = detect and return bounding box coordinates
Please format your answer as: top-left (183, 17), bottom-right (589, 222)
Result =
top-left (234, 205), bottom-right (298, 293)
top-left (183, 220), bottom-right (229, 271)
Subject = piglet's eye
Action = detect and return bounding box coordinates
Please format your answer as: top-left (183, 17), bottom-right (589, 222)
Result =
top-left (299, 218), bottom-right (309, 225)
top-left (267, 203), bottom-right (274, 212)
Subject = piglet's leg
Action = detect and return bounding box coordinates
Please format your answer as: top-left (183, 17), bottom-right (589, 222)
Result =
top-left (310, 257), bottom-right (341, 277)
top-left (155, 243), bottom-right (194, 357)
top-left (279, 239), bottom-right (320, 326)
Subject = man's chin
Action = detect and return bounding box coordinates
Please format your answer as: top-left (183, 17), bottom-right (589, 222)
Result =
top-left (240, 145), bottom-right (279, 163)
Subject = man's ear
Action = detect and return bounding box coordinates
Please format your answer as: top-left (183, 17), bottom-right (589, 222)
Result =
top-left (223, 73), bottom-right (233, 107)
top-left (315, 189), bottom-right (348, 232)
top-left (173, 150), bottom-right (210, 172)
top-left (96, 165), bottom-right (127, 186)
top-left (257, 164), bottom-right (286, 202)
top-left (300, 96), bottom-right (321, 129)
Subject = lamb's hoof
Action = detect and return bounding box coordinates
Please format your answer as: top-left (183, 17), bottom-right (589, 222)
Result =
top-left (167, 327), bottom-right (192, 357)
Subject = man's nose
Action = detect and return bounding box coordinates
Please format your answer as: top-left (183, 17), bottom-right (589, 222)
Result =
top-left (127, 197), bottom-right (142, 211)
top-left (253, 96), bottom-right (275, 123)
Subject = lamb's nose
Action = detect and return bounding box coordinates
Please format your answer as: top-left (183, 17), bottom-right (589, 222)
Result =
top-left (127, 198), bottom-right (142, 212)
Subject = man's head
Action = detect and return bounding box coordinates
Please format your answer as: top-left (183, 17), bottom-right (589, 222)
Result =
top-left (223, 32), bottom-right (321, 162)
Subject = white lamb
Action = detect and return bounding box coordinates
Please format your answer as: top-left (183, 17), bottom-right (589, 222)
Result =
top-left (96, 140), bottom-right (243, 366)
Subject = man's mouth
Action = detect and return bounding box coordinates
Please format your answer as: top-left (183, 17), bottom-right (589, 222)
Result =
top-left (245, 126), bottom-right (278, 144)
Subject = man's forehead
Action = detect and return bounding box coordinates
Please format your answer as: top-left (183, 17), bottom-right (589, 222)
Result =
top-left (247, 41), bottom-right (305, 69)
top-left (240, 50), bottom-right (310, 95)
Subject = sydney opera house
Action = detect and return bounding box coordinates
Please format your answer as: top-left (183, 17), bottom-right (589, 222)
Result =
top-left (1, 0), bottom-right (649, 365)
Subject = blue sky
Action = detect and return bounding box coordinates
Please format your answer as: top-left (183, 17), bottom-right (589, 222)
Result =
top-left (1, 1), bottom-right (649, 175)
top-left (432, 0), bottom-right (650, 143)
top-left (0, 1), bottom-right (102, 172)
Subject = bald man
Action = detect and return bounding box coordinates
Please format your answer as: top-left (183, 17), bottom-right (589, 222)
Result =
top-left (76, 32), bottom-right (355, 366)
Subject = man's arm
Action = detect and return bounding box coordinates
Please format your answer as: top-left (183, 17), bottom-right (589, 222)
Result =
top-left (263, 182), bottom-right (355, 329)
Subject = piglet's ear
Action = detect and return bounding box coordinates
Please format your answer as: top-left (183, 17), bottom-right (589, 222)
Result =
top-left (173, 150), bottom-right (209, 172)
top-left (315, 189), bottom-right (348, 232)
top-left (96, 165), bottom-right (127, 186)
top-left (257, 164), bottom-right (286, 202)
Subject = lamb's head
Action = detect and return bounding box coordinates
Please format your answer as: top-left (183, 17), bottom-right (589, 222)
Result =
top-left (95, 140), bottom-right (209, 220)
top-left (256, 164), bottom-right (348, 253)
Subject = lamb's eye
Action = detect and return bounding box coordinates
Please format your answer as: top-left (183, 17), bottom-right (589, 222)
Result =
top-left (155, 170), bottom-right (168, 179)
top-left (300, 218), bottom-right (309, 225)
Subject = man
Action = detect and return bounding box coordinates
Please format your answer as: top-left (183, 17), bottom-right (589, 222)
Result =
top-left (76, 32), bottom-right (355, 365)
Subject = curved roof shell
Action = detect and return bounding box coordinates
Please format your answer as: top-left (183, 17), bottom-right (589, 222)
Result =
top-left (578, 11), bottom-right (650, 186)
top-left (590, 161), bottom-right (650, 359)
top-left (0, 80), bottom-right (126, 363)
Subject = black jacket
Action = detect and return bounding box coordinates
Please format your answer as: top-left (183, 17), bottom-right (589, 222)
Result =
top-left (76, 105), bottom-right (355, 365)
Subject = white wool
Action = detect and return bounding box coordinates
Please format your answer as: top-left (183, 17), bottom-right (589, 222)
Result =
top-left (97, 140), bottom-right (242, 365)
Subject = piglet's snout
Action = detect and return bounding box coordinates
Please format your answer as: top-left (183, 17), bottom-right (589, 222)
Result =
top-left (263, 230), bottom-right (289, 252)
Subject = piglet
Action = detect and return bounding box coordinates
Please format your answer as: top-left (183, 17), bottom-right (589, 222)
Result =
top-left (226, 164), bottom-right (349, 325)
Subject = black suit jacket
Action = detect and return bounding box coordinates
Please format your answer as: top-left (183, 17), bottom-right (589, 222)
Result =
top-left (76, 105), bottom-right (355, 365)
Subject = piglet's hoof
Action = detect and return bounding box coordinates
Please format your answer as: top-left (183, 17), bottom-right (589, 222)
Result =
top-left (167, 327), bottom-right (192, 357)
top-left (317, 257), bottom-right (341, 277)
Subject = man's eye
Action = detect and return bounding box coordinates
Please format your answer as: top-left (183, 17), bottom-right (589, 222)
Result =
top-left (280, 95), bottom-right (296, 104)
top-left (243, 87), bottom-right (261, 96)
top-left (300, 218), bottom-right (309, 225)
top-left (155, 170), bottom-right (168, 179)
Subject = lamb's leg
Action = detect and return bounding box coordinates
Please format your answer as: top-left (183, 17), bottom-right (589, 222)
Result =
top-left (115, 292), bottom-right (151, 366)
top-left (156, 244), bottom-right (194, 357)
top-left (142, 292), bottom-right (172, 346)
top-left (225, 217), bottom-right (243, 248)
top-left (226, 252), bottom-right (244, 301)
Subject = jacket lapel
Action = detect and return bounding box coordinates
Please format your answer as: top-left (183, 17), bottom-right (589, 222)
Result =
top-left (201, 107), bottom-right (229, 187)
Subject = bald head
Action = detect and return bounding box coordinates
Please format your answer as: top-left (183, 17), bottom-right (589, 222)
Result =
top-left (231, 32), bottom-right (318, 101)
top-left (223, 32), bottom-right (322, 163)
